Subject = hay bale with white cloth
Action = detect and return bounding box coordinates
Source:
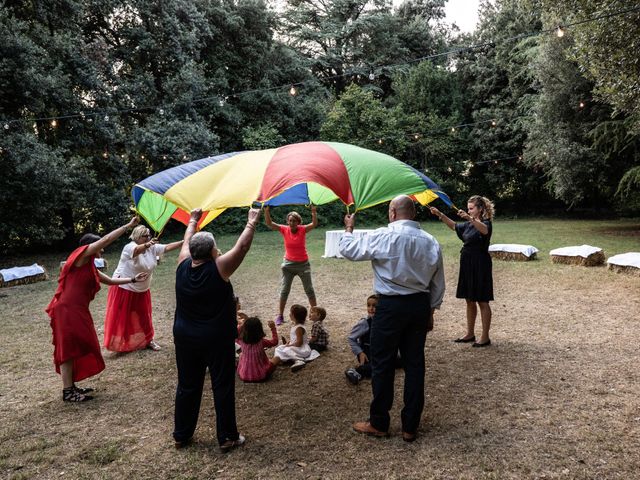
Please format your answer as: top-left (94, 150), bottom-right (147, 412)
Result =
top-left (489, 244), bottom-right (539, 261)
top-left (550, 245), bottom-right (605, 267)
top-left (0, 264), bottom-right (48, 288)
top-left (607, 252), bottom-right (640, 276)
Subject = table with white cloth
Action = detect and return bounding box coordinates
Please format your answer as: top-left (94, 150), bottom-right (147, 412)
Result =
top-left (323, 229), bottom-right (374, 258)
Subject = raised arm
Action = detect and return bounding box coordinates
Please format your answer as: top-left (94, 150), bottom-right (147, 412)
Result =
top-left (97, 270), bottom-right (149, 286)
top-left (216, 208), bottom-right (261, 281)
top-left (304, 205), bottom-right (318, 232)
top-left (457, 209), bottom-right (489, 235)
top-left (263, 206), bottom-right (281, 231)
top-left (163, 240), bottom-right (184, 253)
top-left (177, 209), bottom-right (202, 264)
top-left (429, 206), bottom-right (456, 231)
top-left (76, 216), bottom-right (140, 266)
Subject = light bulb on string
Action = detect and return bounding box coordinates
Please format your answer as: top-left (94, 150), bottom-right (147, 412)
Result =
top-left (414, 134), bottom-right (420, 140)
top-left (451, 127), bottom-right (456, 133)
top-left (159, 109), bottom-right (164, 116)
top-left (141, 154), bottom-right (145, 160)
top-left (102, 151), bottom-right (108, 158)
top-left (3, 123), bottom-right (8, 130)
top-left (51, 119), bottom-right (58, 128)
top-left (491, 120), bottom-right (497, 127)
top-left (579, 101), bottom-right (585, 109)
top-left (104, 115), bottom-right (109, 122)
top-left (289, 85), bottom-right (297, 96)
top-left (377, 138), bottom-right (383, 145)
top-left (556, 25), bottom-right (565, 38)
top-left (369, 72), bottom-right (375, 81)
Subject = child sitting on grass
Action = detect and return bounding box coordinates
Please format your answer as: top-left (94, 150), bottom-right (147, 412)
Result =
top-left (345, 294), bottom-right (378, 385)
top-left (271, 304), bottom-right (317, 372)
top-left (308, 306), bottom-right (329, 352)
top-left (236, 317), bottom-right (278, 382)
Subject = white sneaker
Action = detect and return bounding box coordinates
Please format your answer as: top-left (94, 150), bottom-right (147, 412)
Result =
top-left (291, 360), bottom-right (306, 372)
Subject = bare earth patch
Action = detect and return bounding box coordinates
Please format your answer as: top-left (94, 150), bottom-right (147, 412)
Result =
top-left (1, 229), bottom-right (639, 479)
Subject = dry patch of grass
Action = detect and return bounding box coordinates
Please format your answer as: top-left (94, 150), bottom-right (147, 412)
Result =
top-left (1, 220), bottom-right (640, 479)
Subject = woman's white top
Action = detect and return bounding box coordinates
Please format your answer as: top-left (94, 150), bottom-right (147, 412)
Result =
top-left (113, 242), bottom-right (166, 292)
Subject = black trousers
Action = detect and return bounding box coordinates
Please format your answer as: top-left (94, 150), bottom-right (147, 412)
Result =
top-left (369, 292), bottom-right (430, 434)
top-left (173, 338), bottom-right (239, 446)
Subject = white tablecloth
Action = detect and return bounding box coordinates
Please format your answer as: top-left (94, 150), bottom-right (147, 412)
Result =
top-left (323, 229), bottom-right (374, 258)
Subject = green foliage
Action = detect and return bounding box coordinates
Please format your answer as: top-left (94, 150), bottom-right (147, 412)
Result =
top-left (320, 84), bottom-right (409, 157)
top-left (615, 166), bottom-right (640, 211)
top-left (280, 0), bottom-right (448, 95)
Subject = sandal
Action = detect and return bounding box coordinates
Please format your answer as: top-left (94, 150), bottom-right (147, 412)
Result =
top-left (63, 387), bottom-right (93, 402)
top-left (73, 384), bottom-right (94, 394)
top-left (147, 340), bottom-right (161, 351)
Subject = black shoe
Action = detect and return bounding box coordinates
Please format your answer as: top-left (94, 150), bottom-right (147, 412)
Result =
top-left (472, 339), bottom-right (491, 348)
top-left (73, 384), bottom-right (94, 394)
top-left (63, 387), bottom-right (93, 402)
top-left (345, 368), bottom-right (362, 385)
top-left (454, 336), bottom-right (475, 343)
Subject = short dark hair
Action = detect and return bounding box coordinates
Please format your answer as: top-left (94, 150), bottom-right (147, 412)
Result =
top-left (290, 304), bottom-right (307, 324)
top-left (241, 317), bottom-right (266, 345)
top-left (311, 306), bottom-right (326, 321)
top-left (367, 294), bottom-right (379, 303)
top-left (79, 233), bottom-right (100, 246)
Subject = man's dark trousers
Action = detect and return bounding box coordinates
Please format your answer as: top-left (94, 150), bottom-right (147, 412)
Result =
top-left (369, 292), bottom-right (430, 434)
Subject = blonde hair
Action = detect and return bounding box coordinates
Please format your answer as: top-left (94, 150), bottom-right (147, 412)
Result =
top-left (130, 225), bottom-right (151, 241)
top-left (468, 195), bottom-right (495, 220)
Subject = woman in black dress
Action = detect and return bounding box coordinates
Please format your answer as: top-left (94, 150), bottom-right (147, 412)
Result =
top-left (430, 195), bottom-right (495, 347)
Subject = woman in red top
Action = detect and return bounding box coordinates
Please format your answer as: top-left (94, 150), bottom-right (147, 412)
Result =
top-left (264, 205), bottom-right (318, 325)
top-left (46, 217), bottom-right (149, 402)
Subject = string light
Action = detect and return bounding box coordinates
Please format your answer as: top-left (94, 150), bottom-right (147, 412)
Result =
top-left (140, 154), bottom-right (145, 159)
top-left (2, 5), bottom-right (636, 131)
top-left (159, 109), bottom-right (164, 115)
top-left (102, 151), bottom-right (108, 158)
top-left (378, 138), bottom-right (383, 144)
top-left (289, 85), bottom-right (297, 96)
top-left (491, 120), bottom-right (497, 126)
top-left (50, 119), bottom-right (57, 128)
top-left (451, 127), bottom-right (456, 132)
top-left (579, 101), bottom-right (585, 108)
top-left (414, 134), bottom-right (420, 140)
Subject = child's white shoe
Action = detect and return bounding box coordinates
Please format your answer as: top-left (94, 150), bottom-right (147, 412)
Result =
top-left (291, 360), bottom-right (306, 372)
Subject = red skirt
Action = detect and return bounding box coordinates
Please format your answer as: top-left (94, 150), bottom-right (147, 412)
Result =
top-left (103, 286), bottom-right (154, 352)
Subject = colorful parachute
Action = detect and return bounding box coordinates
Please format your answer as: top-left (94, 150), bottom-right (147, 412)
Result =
top-left (132, 141), bottom-right (452, 232)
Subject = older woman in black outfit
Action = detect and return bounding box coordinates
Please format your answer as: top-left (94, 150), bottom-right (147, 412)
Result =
top-left (430, 195), bottom-right (495, 347)
top-left (173, 207), bottom-right (261, 453)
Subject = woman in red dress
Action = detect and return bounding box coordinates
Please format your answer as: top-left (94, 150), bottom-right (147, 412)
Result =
top-left (46, 217), bottom-right (149, 402)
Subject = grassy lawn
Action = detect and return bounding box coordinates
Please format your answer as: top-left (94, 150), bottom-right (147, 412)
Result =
top-left (1, 217), bottom-right (639, 479)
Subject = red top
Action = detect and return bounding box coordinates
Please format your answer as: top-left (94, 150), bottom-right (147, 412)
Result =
top-left (46, 245), bottom-right (105, 382)
top-left (279, 225), bottom-right (308, 262)
top-left (236, 324), bottom-right (279, 382)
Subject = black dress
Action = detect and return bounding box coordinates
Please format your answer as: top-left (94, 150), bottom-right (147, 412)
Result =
top-left (455, 220), bottom-right (493, 302)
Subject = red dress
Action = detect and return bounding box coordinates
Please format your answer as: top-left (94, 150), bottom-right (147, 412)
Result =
top-left (236, 324), bottom-right (278, 382)
top-left (46, 246), bottom-right (105, 382)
